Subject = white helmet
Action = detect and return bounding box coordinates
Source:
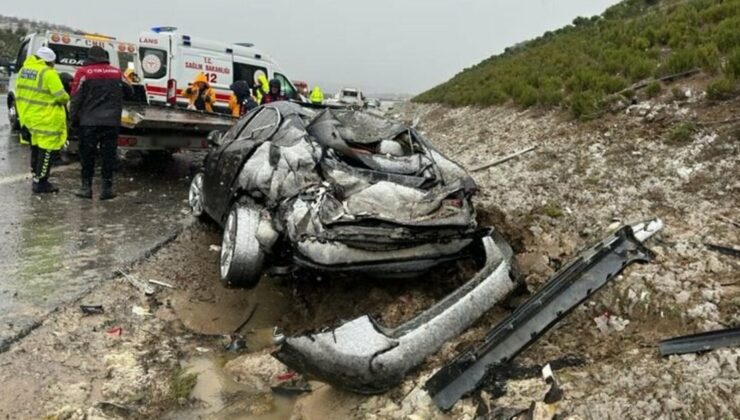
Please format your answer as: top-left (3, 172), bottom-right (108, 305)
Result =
top-left (36, 46), bottom-right (57, 63)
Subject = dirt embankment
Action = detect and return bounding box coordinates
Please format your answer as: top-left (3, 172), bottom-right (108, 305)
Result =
top-left (0, 81), bottom-right (737, 420)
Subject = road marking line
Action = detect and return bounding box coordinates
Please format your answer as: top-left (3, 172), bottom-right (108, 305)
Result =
top-left (0, 164), bottom-right (79, 186)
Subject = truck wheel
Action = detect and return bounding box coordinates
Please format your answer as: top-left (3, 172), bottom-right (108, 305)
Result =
top-left (220, 204), bottom-right (265, 288)
top-left (8, 98), bottom-right (20, 131)
top-left (188, 173), bottom-right (209, 221)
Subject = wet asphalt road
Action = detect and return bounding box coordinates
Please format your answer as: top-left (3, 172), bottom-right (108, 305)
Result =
top-left (0, 95), bottom-right (200, 350)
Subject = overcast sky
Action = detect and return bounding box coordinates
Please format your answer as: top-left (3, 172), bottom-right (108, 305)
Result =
top-left (5, 0), bottom-right (619, 94)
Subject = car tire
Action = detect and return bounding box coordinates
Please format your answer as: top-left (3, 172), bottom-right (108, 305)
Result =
top-left (220, 204), bottom-right (265, 288)
top-left (8, 98), bottom-right (20, 132)
top-left (188, 173), bottom-right (210, 221)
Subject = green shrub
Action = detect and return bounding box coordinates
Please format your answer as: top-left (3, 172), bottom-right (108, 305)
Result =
top-left (713, 16), bottom-right (740, 52)
top-left (666, 122), bottom-right (698, 145)
top-left (697, 43), bottom-right (722, 74)
top-left (646, 81), bottom-right (662, 97)
top-left (569, 91), bottom-right (601, 119)
top-left (706, 77), bottom-right (737, 100)
top-left (512, 83), bottom-right (539, 107)
top-left (662, 49), bottom-right (700, 75)
top-left (725, 47), bottom-right (740, 78)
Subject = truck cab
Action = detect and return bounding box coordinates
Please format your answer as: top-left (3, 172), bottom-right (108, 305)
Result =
top-left (7, 31), bottom-right (143, 130)
top-left (337, 87), bottom-right (366, 109)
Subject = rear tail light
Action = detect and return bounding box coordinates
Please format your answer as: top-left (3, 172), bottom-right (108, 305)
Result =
top-left (166, 79), bottom-right (177, 106)
top-left (117, 136), bottom-right (138, 147)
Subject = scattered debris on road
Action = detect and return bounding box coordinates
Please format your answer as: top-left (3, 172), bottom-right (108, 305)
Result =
top-left (132, 305), bottom-right (152, 317)
top-left (470, 145), bottom-right (538, 172)
top-left (659, 327), bottom-right (740, 357)
top-left (148, 279), bottom-right (174, 289)
top-left (105, 326), bottom-right (123, 337)
top-left (271, 372), bottom-right (312, 396)
top-left (79, 305), bottom-right (104, 315)
top-left (225, 334), bottom-right (248, 352)
top-left (593, 312), bottom-right (630, 334)
top-left (118, 270), bottom-right (156, 295)
top-left (703, 242), bottom-right (740, 258)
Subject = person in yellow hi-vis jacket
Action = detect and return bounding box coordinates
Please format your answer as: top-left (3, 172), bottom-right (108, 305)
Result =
top-left (15, 47), bottom-right (70, 194)
top-left (309, 86), bottom-right (325, 104)
top-left (253, 73), bottom-right (269, 104)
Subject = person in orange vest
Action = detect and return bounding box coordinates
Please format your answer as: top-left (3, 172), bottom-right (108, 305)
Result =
top-left (184, 72), bottom-right (216, 112)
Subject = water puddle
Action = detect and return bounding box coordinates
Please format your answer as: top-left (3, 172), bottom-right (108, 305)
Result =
top-left (168, 356), bottom-right (298, 420)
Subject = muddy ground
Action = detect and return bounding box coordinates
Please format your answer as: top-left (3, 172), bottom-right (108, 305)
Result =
top-left (0, 80), bottom-right (738, 420)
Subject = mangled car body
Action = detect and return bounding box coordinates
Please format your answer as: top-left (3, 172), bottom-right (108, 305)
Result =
top-left (190, 101), bottom-right (503, 288)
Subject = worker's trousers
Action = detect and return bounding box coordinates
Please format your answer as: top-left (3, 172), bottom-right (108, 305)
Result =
top-left (79, 126), bottom-right (118, 182)
top-left (30, 145), bottom-right (54, 183)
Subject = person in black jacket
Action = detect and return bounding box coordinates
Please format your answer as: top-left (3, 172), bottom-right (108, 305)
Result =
top-left (69, 46), bottom-right (131, 200)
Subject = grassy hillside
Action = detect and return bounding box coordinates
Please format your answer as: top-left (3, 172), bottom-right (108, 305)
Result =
top-left (414, 0), bottom-right (740, 117)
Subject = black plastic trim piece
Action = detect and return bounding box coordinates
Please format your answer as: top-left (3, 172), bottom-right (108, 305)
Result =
top-left (425, 225), bottom-right (654, 411)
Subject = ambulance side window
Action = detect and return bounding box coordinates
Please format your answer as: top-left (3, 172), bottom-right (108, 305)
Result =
top-left (274, 73), bottom-right (297, 99)
top-left (233, 62), bottom-right (267, 89)
top-left (140, 48), bottom-right (167, 79)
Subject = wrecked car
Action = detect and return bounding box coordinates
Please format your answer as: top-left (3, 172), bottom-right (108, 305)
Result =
top-left (189, 101), bottom-right (509, 289)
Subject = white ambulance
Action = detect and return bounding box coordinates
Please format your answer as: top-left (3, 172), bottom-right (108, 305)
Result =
top-left (7, 31), bottom-right (141, 130)
top-left (138, 27), bottom-right (300, 112)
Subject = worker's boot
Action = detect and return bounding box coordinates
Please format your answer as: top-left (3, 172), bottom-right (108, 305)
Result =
top-left (99, 179), bottom-right (116, 200)
top-left (75, 178), bottom-right (93, 199)
top-left (32, 180), bottom-right (59, 194)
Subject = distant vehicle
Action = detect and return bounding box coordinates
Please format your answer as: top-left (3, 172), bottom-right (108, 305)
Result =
top-left (366, 98), bottom-right (381, 109)
top-left (7, 30), bottom-right (142, 131)
top-left (336, 87), bottom-right (366, 109)
top-left (138, 27), bottom-right (301, 112)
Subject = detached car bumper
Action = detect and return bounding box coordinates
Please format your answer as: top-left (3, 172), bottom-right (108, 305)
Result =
top-left (273, 230), bottom-right (518, 393)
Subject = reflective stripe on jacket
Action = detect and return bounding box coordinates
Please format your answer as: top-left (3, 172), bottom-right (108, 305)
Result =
top-left (14, 56), bottom-right (69, 149)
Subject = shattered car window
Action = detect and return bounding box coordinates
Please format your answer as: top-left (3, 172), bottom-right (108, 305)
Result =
top-left (237, 106), bottom-right (280, 142)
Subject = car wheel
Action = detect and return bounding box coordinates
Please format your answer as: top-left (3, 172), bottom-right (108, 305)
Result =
top-left (220, 204), bottom-right (265, 288)
top-left (188, 173), bottom-right (208, 220)
top-left (8, 99), bottom-right (20, 131)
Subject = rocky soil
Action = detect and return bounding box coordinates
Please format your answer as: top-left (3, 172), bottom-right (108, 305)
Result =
top-left (0, 80), bottom-right (737, 420)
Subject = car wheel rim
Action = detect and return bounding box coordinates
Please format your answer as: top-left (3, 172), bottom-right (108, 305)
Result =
top-left (8, 105), bottom-right (16, 122)
top-left (188, 174), bottom-right (204, 216)
top-left (221, 210), bottom-right (236, 280)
